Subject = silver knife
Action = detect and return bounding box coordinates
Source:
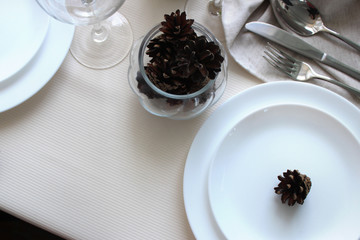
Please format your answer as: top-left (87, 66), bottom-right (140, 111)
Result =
top-left (245, 21), bottom-right (360, 81)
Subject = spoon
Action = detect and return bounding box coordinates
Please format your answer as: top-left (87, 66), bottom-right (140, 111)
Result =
top-left (270, 0), bottom-right (360, 51)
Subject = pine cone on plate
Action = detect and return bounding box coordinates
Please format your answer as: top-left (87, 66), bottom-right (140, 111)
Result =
top-left (274, 169), bottom-right (312, 206)
top-left (160, 9), bottom-right (195, 42)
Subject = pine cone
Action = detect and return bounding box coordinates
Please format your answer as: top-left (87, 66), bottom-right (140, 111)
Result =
top-left (146, 35), bottom-right (173, 61)
top-left (146, 45), bottom-right (222, 94)
top-left (160, 9), bottom-right (195, 42)
top-left (136, 71), bottom-right (184, 106)
top-left (274, 169), bottom-right (312, 206)
top-left (145, 36), bottom-right (224, 94)
top-left (138, 10), bottom-right (224, 105)
top-left (171, 36), bottom-right (224, 81)
top-left (136, 71), bottom-right (158, 100)
top-left (145, 62), bottom-right (188, 94)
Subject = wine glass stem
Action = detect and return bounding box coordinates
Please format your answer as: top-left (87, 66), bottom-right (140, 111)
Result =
top-left (81, 0), bottom-right (109, 43)
top-left (214, 0), bottom-right (222, 7)
top-left (92, 23), bottom-right (109, 43)
top-left (81, 0), bottom-right (95, 7)
top-left (208, 0), bottom-right (222, 16)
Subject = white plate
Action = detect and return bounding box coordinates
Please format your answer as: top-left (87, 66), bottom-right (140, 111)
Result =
top-left (183, 81), bottom-right (360, 240)
top-left (0, 0), bottom-right (50, 82)
top-left (0, 19), bottom-right (74, 113)
top-left (208, 104), bottom-right (360, 240)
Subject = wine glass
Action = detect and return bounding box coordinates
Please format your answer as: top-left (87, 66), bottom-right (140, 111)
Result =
top-left (36, 0), bottom-right (133, 69)
top-left (207, 0), bottom-right (222, 16)
top-left (184, 0), bottom-right (224, 41)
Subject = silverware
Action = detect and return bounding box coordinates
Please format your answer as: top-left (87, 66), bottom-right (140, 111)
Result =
top-left (245, 21), bottom-right (360, 81)
top-left (264, 43), bottom-right (360, 97)
top-left (270, 0), bottom-right (360, 51)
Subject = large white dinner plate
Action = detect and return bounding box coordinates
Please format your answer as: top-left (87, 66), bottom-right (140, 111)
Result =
top-left (0, 0), bottom-right (50, 82)
top-left (183, 81), bottom-right (360, 240)
top-left (0, 19), bottom-right (74, 113)
top-left (208, 104), bottom-right (360, 240)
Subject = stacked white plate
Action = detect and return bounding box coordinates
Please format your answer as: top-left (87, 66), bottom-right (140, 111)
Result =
top-left (0, 0), bottom-right (74, 112)
top-left (183, 81), bottom-right (360, 240)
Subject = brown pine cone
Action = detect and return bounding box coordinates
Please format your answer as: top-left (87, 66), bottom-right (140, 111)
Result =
top-left (145, 34), bottom-right (224, 94)
top-left (145, 62), bottom-right (187, 94)
top-left (146, 35), bottom-right (173, 61)
top-left (171, 36), bottom-right (224, 81)
top-left (136, 71), bottom-right (184, 106)
top-left (274, 169), bottom-right (312, 206)
top-left (139, 10), bottom-right (224, 103)
top-left (160, 9), bottom-right (195, 42)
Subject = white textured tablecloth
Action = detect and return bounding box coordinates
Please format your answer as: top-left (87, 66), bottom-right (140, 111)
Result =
top-left (0, 0), bottom-right (260, 239)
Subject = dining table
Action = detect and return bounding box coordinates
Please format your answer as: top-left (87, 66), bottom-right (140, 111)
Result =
top-left (0, 0), bottom-right (262, 239)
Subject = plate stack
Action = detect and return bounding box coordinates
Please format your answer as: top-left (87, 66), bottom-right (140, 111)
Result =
top-left (183, 82), bottom-right (360, 240)
top-left (0, 0), bottom-right (74, 112)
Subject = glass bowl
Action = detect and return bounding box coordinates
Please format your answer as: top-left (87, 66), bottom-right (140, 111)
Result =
top-left (128, 22), bottom-right (228, 120)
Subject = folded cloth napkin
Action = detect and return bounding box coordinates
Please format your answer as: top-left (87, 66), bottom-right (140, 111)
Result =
top-left (222, 0), bottom-right (360, 107)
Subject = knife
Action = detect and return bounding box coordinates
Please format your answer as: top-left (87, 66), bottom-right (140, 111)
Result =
top-left (245, 21), bottom-right (360, 81)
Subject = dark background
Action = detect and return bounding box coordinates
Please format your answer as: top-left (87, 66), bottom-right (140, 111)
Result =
top-left (0, 210), bottom-right (65, 240)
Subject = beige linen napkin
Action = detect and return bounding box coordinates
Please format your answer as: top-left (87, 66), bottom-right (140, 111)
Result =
top-left (222, 0), bottom-right (360, 107)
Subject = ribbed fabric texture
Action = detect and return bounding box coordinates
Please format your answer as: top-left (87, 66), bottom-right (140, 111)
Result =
top-left (0, 0), bottom-right (260, 239)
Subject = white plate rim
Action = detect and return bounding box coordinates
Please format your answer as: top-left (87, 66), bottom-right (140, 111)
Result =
top-left (183, 81), bottom-right (360, 240)
top-left (0, 1), bottom-right (50, 82)
top-left (0, 18), bottom-right (75, 113)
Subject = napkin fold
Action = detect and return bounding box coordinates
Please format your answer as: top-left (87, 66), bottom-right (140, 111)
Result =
top-left (222, 0), bottom-right (360, 107)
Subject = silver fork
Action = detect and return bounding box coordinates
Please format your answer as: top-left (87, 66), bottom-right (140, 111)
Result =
top-left (263, 43), bottom-right (360, 97)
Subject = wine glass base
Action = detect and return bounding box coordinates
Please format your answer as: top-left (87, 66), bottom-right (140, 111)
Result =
top-left (70, 12), bottom-right (133, 69)
top-left (184, 0), bottom-right (224, 42)
top-left (208, 0), bottom-right (221, 16)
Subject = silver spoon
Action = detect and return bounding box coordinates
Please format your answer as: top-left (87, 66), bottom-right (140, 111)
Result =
top-left (270, 0), bottom-right (360, 51)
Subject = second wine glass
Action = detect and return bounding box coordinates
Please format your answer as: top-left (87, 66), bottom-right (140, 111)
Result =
top-left (184, 0), bottom-right (224, 42)
top-left (36, 0), bottom-right (133, 69)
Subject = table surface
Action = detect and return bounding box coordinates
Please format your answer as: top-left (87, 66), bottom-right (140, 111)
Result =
top-left (0, 0), bottom-right (261, 239)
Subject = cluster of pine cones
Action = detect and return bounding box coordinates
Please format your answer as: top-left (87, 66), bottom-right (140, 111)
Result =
top-left (137, 10), bottom-right (224, 97)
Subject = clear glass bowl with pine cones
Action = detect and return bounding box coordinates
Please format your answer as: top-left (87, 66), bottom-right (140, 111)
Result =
top-left (128, 10), bottom-right (227, 120)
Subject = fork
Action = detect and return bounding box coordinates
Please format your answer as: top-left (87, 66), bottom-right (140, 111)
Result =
top-left (263, 43), bottom-right (360, 97)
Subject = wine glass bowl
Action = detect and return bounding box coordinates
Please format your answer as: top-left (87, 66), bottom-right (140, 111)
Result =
top-left (36, 0), bottom-right (133, 69)
top-left (36, 0), bottom-right (122, 25)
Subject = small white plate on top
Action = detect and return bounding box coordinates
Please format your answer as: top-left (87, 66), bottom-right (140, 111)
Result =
top-left (183, 81), bottom-right (360, 240)
top-left (208, 104), bottom-right (360, 240)
top-left (0, 18), bottom-right (74, 112)
top-left (0, 0), bottom-right (50, 82)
